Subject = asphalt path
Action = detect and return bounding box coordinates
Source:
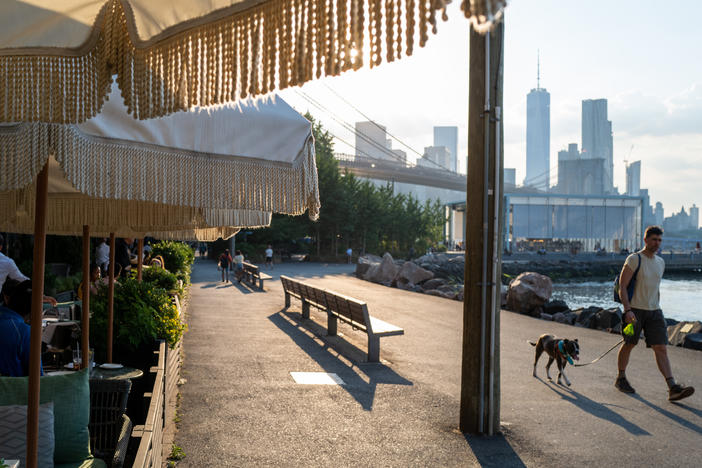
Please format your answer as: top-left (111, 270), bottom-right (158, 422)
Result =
top-left (176, 258), bottom-right (702, 467)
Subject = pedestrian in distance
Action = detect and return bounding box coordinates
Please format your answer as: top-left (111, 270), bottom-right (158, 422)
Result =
top-left (233, 250), bottom-right (245, 282)
top-left (265, 245), bottom-right (274, 270)
top-left (346, 247), bottom-right (352, 264)
top-left (218, 249), bottom-right (233, 283)
top-left (615, 225), bottom-right (695, 401)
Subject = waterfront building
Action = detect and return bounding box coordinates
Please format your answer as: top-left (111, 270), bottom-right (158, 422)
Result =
top-left (626, 160), bottom-right (641, 196)
top-left (445, 192), bottom-right (643, 252)
top-left (554, 143), bottom-right (606, 195)
top-left (691, 204), bottom-right (699, 230)
top-left (663, 206), bottom-right (699, 232)
top-left (581, 99), bottom-right (614, 193)
top-left (433, 126), bottom-right (458, 172)
top-left (655, 202), bottom-right (665, 226)
top-left (524, 87), bottom-right (550, 190)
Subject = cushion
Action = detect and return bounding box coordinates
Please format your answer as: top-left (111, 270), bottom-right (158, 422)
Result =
top-left (0, 369), bottom-right (91, 463)
top-left (0, 401), bottom-right (55, 468)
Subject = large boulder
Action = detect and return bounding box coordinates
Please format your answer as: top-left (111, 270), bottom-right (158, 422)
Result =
top-left (592, 307), bottom-right (622, 330)
top-left (356, 254), bottom-right (381, 278)
top-left (683, 333), bottom-right (702, 351)
top-left (421, 278), bottom-right (449, 291)
top-left (505, 272), bottom-right (553, 315)
top-left (394, 261), bottom-right (434, 288)
top-left (667, 321), bottom-right (702, 347)
top-left (365, 252), bottom-right (400, 284)
top-left (571, 306), bottom-right (601, 328)
top-left (543, 300), bottom-right (569, 315)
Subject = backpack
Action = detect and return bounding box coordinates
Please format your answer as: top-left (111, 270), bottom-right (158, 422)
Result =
top-left (613, 253), bottom-right (641, 303)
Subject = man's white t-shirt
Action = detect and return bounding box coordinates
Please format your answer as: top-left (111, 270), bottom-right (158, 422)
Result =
top-left (0, 252), bottom-right (29, 292)
top-left (265, 248), bottom-right (273, 258)
top-left (625, 251), bottom-right (665, 310)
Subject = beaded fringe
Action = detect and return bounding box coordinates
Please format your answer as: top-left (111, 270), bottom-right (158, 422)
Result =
top-left (0, 0), bottom-right (456, 123)
top-left (0, 122), bottom-right (319, 219)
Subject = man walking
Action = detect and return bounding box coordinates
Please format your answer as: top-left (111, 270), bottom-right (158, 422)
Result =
top-left (616, 226), bottom-right (694, 401)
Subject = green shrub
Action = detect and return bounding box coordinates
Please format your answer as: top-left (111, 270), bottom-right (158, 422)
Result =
top-left (90, 278), bottom-right (186, 362)
top-left (140, 266), bottom-right (179, 294)
top-left (151, 241), bottom-right (194, 275)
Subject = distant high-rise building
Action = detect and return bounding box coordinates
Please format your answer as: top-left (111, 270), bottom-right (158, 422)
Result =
top-left (581, 99), bottom-right (614, 192)
top-left (355, 121), bottom-right (394, 162)
top-left (433, 126), bottom-right (458, 172)
top-left (626, 161), bottom-right (641, 196)
top-left (524, 75), bottom-right (550, 190)
top-left (504, 168), bottom-right (516, 187)
top-left (690, 204), bottom-right (699, 229)
top-left (419, 146), bottom-right (451, 170)
top-left (654, 202), bottom-right (664, 226)
top-left (391, 149), bottom-right (407, 165)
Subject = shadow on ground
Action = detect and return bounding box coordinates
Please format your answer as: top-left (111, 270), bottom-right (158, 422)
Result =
top-left (632, 394), bottom-right (702, 435)
top-left (538, 378), bottom-right (650, 435)
top-left (268, 310), bottom-right (412, 411)
top-left (464, 433), bottom-right (526, 468)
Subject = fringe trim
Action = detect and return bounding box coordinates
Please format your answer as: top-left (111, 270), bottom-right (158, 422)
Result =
top-left (0, 123), bottom-right (320, 219)
top-left (0, 0), bottom-right (453, 123)
top-left (460, 0), bottom-right (507, 33)
top-left (0, 188), bottom-right (271, 240)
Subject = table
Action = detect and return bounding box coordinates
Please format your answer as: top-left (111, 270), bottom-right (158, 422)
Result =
top-left (90, 365), bottom-right (144, 381)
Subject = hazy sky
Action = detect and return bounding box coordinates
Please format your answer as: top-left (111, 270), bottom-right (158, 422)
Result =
top-left (280, 0), bottom-right (702, 215)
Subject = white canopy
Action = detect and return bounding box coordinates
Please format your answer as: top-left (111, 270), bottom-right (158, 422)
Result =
top-left (0, 0), bottom-right (494, 123)
top-left (0, 83), bottom-right (319, 234)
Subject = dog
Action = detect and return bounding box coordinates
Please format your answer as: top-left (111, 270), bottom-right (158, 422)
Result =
top-left (528, 334), bottom-right (580, 386)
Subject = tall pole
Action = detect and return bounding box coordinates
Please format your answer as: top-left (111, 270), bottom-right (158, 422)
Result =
top-left (460, 18), bottom-right (504, 435)
top-left (137, 238), bottom-right (144, 281)
top-left (26, 162), bottom-right (49, 468)
top-left (81, 226), bottom-right (91, 368)
top-left (107, 233), bottom-right (116, 363)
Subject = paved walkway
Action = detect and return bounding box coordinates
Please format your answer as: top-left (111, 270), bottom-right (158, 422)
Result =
top-left (176, 259), bottom-right (702, 467)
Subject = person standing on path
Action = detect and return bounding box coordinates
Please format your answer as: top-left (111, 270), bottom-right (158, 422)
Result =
top-left (233, 250), bottom-right (245, 282)
top-left (95, 237), bottom-right (110, 275)
top-left (219, 249), bottom-right (233, 283)
top-left (265, 245), bottom-right (273, 270)
top-left (616, 225), bottom-right (694, 401)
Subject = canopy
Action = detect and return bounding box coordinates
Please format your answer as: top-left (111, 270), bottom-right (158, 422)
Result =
top-left (0, 0), bottom-right (506, 123)
top-left (0, 83), bottom-right (320, 222)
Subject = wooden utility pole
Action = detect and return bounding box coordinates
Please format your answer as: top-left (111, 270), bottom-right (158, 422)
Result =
top-left (460, 18), bottom-right (505, 435)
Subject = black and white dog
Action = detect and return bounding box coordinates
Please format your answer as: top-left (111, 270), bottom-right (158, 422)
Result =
top-left (529, 334), bottom-right (580, 386)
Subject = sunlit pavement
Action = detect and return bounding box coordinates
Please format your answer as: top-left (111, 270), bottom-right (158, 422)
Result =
top-left (176, 258), bottom-right (702, 467)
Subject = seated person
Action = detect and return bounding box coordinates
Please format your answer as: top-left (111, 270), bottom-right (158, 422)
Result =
top-left (77, 263), bottom-right (109, 297)
top-left (0, 278), bottom-right (42, 377)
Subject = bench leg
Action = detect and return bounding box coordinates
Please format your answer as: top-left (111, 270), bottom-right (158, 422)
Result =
top-left (284, 292), bottom-right (290, 308)
top-left (367, 335), bottom-right (380, 362)
top-left (301, 299), bottom-right (310, 319)
top-left (327, 310), bottom-right (337, 336)
top-left (259, 278), bottom-right (264, 290)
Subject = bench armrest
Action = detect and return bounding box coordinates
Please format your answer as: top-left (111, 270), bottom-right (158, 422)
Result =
top-left (369, 316), bottom-right (404, 336)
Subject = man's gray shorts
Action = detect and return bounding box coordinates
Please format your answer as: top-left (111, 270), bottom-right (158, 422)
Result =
top-left (623, 308), bottom-right (668, 347)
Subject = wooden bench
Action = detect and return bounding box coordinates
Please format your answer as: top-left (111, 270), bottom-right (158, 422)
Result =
top-left (241, 261), bottom-right (272, 290)
top-left (280, 275), bottom-right (404, 362)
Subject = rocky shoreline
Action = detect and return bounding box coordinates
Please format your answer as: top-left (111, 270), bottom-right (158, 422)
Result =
top-left (355, 253), bottom-right (702, 352)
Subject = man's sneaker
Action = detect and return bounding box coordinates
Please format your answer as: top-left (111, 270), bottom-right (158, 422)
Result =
top-left (669, 384), bottom-right (695, 401)
top-left (615, 377), bottom-right (636, 394)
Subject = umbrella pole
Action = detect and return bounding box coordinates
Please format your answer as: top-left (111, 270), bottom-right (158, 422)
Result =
top-left (107, 233), bottom-right (116, 363)
top-left (137, 238), bottom-right (144, 281)
top-left (82, 226), bottom-right (90, 368)
top-left (26, 162), bottom-right (48, 468)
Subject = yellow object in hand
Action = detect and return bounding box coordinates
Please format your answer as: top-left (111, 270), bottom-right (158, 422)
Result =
top-left (623, 322), bottom-right (635, 337)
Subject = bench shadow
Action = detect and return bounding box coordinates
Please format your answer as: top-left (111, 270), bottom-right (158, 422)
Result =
top-left (229, 279), bottom-right (256, 294)
top-left (268, 309), bottom-right (413, 411)
top-left (463, 433), bottom-right (526, 468)
top-left (631, 394), bottom-right (702, 435)
top-left (537, 377), bottom-right (650, 435)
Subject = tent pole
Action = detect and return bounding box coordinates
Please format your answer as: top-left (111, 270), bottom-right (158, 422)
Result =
top-left (26, 162), bottom-right (49, 468)
top-left (137, 238), bottom-right (144, 281)
top-left (82, 226), bottom-right (91, 368)
top-left (107, 233), bottom-right (116, 363)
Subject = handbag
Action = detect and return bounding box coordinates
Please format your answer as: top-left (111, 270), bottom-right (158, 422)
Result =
top-left (613, 253), bottom-right (641, 303)
top-left (217, 261), bottom-right (222, 272)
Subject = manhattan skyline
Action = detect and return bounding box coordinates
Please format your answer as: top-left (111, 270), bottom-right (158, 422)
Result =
top-left (280, 0), bottom-right (702, 213)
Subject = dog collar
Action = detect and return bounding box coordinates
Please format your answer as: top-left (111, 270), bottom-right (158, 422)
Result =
top-left (558, 340), bottom-right (574, 365)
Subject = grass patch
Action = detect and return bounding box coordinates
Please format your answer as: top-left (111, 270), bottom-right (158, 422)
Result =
top-left (169, 444), bottom-right (186, 461)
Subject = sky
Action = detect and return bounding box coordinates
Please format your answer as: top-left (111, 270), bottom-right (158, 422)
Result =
top-left (279, 0), bottom-right (702, 216)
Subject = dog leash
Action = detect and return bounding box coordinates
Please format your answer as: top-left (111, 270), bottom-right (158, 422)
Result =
top-left (573, 339), bottom-right (624, 367)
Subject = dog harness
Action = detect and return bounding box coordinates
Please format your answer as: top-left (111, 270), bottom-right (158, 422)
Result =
top-left (557, 340), bottom-right (574, 365)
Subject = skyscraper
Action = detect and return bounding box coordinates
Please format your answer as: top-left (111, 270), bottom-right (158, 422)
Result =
top-left (626, 160), bottom-right (641, 196)
top-left (654, 202), bottom-right (664, 226)
top-left (433, 126), bottom-right (458, 172)
top-left (524, 57), bottom-right (550, 190)
top-left (582, 99), bottom-right (614, 193)
top-left (690, 204), bottom-right (699, 230)
top-left (355, 121), bottom-right (393, 162)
